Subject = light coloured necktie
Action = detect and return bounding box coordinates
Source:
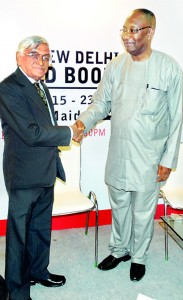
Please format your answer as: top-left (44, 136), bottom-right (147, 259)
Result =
top-left (34, 82), bottom-right (48, 110)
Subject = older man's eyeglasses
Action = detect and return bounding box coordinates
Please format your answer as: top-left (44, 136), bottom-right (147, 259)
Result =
top-left (22, 51), bottom-right (51, 62)
top-left (120, 26), bottom-right (151, 35)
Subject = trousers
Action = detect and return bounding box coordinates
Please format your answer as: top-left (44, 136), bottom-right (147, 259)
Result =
top-left (0, 275), bottom-right (9, 300)
top-left (108, 185), bottom-right (160, 264)
top-left (5, 186), bottom-right (54, 300)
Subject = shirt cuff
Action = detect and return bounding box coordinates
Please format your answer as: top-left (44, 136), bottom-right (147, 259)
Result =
top-left (69, 126), bottom-right (73, 145)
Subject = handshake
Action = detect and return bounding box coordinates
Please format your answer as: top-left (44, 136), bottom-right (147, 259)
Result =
top-left (70, 120), bottom-right (85, 143)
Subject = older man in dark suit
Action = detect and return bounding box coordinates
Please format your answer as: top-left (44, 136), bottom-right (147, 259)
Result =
top-left (0, 36), bottom-right (82, 300)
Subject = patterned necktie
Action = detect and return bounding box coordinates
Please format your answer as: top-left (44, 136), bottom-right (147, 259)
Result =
top-left (34, 82), bottom-right (48, 110)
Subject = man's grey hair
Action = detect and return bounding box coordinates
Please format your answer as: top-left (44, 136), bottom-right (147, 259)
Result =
top-left (17, 36), bottom-right (49, 53)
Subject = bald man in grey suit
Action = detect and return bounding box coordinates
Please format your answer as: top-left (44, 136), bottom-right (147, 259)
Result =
top-left (0, 36), bottom-right (82, 300)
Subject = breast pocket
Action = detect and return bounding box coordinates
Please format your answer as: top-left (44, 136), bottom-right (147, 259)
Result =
top-left (140, 88), bottom-right (167, 115)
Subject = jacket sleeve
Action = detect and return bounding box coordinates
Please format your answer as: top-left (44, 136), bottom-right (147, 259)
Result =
top-left (78, 61), bottom-right (113, 133)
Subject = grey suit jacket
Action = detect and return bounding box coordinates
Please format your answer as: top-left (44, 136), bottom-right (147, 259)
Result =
top-left (0, 68), bottom-right (71, 190)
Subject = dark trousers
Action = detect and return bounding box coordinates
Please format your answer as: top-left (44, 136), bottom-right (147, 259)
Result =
top-left (5, 186), bottom-right (54, 300)
top-left (0, 275), bottom-right (9, 300)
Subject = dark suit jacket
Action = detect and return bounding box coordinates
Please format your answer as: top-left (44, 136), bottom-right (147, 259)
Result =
top-left (0, 68), bottom-right (71, 190)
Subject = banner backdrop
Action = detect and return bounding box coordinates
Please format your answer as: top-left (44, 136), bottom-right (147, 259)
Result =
top-left (0, 0), bottom-right (183, 219)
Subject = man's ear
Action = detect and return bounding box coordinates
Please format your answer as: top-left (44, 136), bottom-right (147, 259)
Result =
top-left (16, 52), bottom-right (21, 66)
top-left (148, 26), bottom-right (155, 40)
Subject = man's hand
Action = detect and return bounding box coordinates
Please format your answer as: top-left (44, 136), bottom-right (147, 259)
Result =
top-left (70, 124), bottom-right (84, 143)
top-left (75, 120), bottom-right (85, 131)
top-left (156, 165), bottom-right (171, 182)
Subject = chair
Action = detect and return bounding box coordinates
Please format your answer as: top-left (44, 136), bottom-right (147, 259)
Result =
top-left (52, 142), bottom-right (99, 266)
top-left (159, 144), bottom-right (183, 260)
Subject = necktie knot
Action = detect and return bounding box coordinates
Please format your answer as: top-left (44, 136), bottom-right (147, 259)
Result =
top-left (33, 82), bottom-right (48, 110)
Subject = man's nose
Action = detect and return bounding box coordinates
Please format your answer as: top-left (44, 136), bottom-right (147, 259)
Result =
top-left (37, 57), bottom-right (44, 65)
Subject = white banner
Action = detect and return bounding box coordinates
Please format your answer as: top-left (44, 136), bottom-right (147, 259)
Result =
top-left (0, 0), bottom-right (183, 219)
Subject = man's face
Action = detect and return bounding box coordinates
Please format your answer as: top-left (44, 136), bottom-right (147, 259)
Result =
top-left (121, 12), bottom-right (153, 59)
top-left (16, 43), bottom-right (50, 81)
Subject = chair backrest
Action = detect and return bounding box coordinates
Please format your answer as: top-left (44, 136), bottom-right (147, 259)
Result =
top-left (54, 143), bottom-right (81, 192)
